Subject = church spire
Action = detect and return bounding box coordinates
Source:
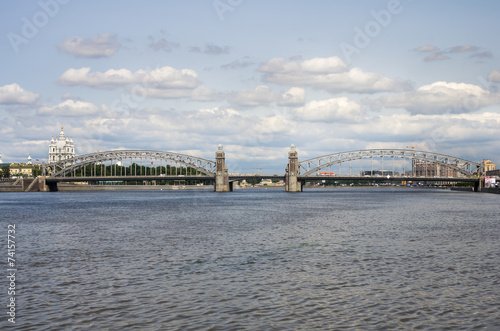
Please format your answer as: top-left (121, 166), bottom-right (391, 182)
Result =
top-left (59, 125), bottom-right (65, 140)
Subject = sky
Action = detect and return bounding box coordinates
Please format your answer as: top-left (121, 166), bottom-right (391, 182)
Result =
top-left (1, 0), bottom-right (500, 173)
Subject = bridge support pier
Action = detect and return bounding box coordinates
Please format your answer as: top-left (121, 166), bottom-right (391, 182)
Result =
top-left (38, 176), bottom-right (49, 192)
top-left (214, 145), bottom-right (230, 192)
top-left (47, 181), bottom-right (58, 192)
top-left (474, 178), bottom-right (485, 192)
top-left (285, 144), bottom-right (302, 192)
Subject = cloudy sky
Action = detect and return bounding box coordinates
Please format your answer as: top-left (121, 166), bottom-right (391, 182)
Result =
top-left (1, 0), bottom-right (500, 173)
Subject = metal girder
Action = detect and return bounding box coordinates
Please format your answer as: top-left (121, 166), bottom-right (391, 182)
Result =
top-left (299, 149), bottom-right (481, 177)
top-left (48, 150), bottom-right (216, 177)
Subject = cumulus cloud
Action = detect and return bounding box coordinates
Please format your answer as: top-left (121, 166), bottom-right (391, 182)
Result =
top-left (58, 33), bottom-right (121, 58)
top-left (259, 56), bottom-right (348, 74)
top-left (38, 100), bottom-right (105, 116)
top-left (129, 85), bottom-right (220, 101)
top-left (58, 66), bottom-right (200, 90)
top-left (293, 97), bottom-right (362, 122)
top-left (61, 93), bottom-right (79, 100)
top-left (349, 112), bottom-right (500, 148)
top-left (488, 69), bottom-right (500, 82)
top-left (413, 45), bottom-right (438, 52)
top-left (278, 87), bottom-right (305, 106)
top-left (259, 56), bottom-right (408, 93)
top-left (173, 107), bottom-right (247, 135)
top-left (225, 86), bottom-right (305, 107)
top-left (227, 85), bottom-right (276, 107)
top-left (0, 83), bottom-right (40, 105)
top-left (367, 81), bottom-right (500, 114)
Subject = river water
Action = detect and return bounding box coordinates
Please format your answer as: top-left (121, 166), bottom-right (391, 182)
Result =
top-left (1, 188), bottom-right (499, 330)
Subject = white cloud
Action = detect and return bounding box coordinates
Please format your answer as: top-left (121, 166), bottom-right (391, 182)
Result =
top-left (38, 100), bottom-right (105, 116)
top-left (259, 56), bottom-right (408, 93)
top-left (488, 69), bottom-right (500, 82)
top-left (61, 93), bottom-right (79, 100)
top-left (278, 87), bottom-right (305, 106)
top-left (130, 85), bottom-right (219, 101)
top-left (58, 67), bottom-right (136, 88)
top-left (0, 83), bottom-right (40, 105)
top-left (300, 57), bottom-right (349, 73)
top-left (58, 66), bottom-right (200, 90)
top-left (367, 81), bottom-right (500, 114)
top-left (58, 33), bottom-right (121, 58)
top-left (259, 56), bottom-right (348, 74)
top-left (227, 85), bottom-right (277, 107)
top-left (293, 97), bottom-right (362, 122)
top-left (349, 112), bottom-right (500, 148)
top-left (225, 86), bottom-right (306, 107)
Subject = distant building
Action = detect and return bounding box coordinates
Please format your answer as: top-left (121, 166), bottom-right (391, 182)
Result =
top-left (412, 160), bottom-right (459, 177)
top-left (482, 160), bottom-right (495, 172)
top-left (10, 154), bottom-right (41, 177)
top-left (486, 169), bottom-right (500, 177)
top-left (49, 126), bottom-right (75, 163)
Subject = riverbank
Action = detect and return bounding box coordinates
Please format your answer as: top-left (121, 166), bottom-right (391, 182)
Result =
top-left (0, 182), bottom-right (215, 192)
top-left (2, 182), bottom-right (499, 194)
top-left (451, 186), bottom-right (500, 194)
top-left (56, 184), bottom-right (215, 191)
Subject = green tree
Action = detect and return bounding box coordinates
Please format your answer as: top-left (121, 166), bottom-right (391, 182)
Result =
top-left (32, 166), bottom-right (42, 177)
top-left (1, 166), bottom-right (10, 178)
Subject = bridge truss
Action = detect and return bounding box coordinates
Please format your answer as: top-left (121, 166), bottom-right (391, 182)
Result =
top-left (299, 149), bottom-right (482, 178)
top-left (47, 150), bottom-right (216, 178)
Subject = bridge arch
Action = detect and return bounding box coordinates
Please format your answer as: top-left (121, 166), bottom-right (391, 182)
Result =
top-left (47, 150), bottom-right (216, 178)
top-left (299, 149), bottom-right (481, 177)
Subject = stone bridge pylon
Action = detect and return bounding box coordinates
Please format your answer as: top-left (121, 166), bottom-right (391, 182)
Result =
top-left (215, 144), bottom-right (230, 192)
top-left (285, 144), bottom-right (302, 192)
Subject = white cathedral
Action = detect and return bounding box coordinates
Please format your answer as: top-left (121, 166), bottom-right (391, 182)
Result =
top-left (49, 126), bottom-right (75, 163)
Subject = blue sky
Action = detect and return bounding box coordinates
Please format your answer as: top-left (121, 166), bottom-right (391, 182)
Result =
top-left (1, 0), bottom-right (500, 173)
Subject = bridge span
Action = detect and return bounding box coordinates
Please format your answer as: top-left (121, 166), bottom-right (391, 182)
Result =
top-left (40, 145), bottom-right (484, 192)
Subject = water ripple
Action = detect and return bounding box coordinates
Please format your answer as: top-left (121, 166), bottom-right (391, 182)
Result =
top-left (2, 188), bottom-right (499, 329)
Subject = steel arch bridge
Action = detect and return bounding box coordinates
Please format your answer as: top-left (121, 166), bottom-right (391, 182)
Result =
top-left (299, 149), bottom-right (482, 177)
top-left (47, 150), bottom-right (216, 178)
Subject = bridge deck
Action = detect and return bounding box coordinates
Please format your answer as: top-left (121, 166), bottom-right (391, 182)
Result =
top-left (46, 174), bottom-right (479, 183)
top-left (300, 175), bottom-right (479, 182)
top-left (46, 175), bottom-right (214, 182)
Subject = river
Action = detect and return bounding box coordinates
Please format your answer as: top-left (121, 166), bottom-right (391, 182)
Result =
top-left (1, 188), bottom-right (499, 330)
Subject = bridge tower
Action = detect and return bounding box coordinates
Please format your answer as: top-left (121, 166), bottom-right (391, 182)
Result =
top-left (285, 144), bottom-right (302, 192)
top-left (215, 145), bottom-right (230, 192)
